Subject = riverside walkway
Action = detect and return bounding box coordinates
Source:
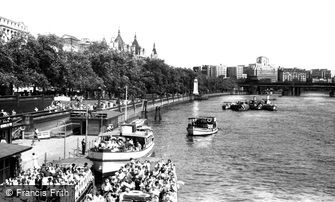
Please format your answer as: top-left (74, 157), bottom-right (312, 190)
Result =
top-left (13, 93), bottom-right (228, 171)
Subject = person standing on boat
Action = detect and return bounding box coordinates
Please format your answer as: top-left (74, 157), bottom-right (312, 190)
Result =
top-left (81, 138), bottom-right (86, 155)
top-left (34, 128), bottom-right (40, 142)
top-left (32, 153), bottom-right (40, 169)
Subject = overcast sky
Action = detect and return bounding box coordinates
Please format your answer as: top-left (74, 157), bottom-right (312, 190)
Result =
top-left (1, 0), bottom-right (335, 74)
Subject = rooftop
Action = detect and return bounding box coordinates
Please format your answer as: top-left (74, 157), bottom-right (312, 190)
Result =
top-left (0, 143), bottom-right (32, 160)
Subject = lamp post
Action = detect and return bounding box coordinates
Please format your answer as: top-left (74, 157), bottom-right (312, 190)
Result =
top-left (122, 75), bottom-right (129, 123)
top-left (85, 106), bottom-right (88, 152)
top-left (64, 122), bottom-right (66, 159)
top-left (58, 121), bottom-right (66, 159)
top-left (97, 86), bottom-right (101, 110)
top-left (125, 85), bottom-right (128, 122)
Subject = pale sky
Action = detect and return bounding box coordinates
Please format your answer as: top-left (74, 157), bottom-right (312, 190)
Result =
top-left (1, 0), bottom-right (335, 74)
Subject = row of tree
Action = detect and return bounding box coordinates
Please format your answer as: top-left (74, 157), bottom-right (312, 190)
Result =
top-left (0, 34), bottom-right (237, 98)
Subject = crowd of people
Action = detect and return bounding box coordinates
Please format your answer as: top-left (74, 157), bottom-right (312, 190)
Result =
top-left (2, 161), bottom-right (91, 187)
top-left (85, 159), bottom-right (178, 202)
top-left (0, 109), bottom-right (16, 124)
top-left (92, 136), bottom-right (144, 153)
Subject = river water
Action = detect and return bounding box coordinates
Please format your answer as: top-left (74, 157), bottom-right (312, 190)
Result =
top-left (148, 94), bottom-right (335, 202)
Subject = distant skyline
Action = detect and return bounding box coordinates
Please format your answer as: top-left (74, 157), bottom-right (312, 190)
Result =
top-left (1, 0), bottom-right (335, 75)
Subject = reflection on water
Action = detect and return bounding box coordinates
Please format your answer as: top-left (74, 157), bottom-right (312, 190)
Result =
top-left (185, 135), bottom-right (216, 149)
top-left (300, 91), bottom-right (329, 97)
top-left (149, 95), bottom-right (335, 201)
top-left (192, 101), bottom-right (199, 117)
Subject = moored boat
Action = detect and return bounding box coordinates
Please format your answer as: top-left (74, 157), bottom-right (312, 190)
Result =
top-left (262, 104), bottom-right (278, 111)
top-left (87, 120), bottom-right (155, 176)
top-left (187, 116), bottom-right (218, 136)
top-left (222, 102), bottom-right (233, 110)
top-left (194, 94), bottom-right (209, 100)
top-left (260, 95), bottom-right (278, 111)
top-left (230, 101), bottom-right (250, 111)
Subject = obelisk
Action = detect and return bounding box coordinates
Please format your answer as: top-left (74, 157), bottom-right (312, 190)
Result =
top-left (193, 78), bottom-right (199, 95)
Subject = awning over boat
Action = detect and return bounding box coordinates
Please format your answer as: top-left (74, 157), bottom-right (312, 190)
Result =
top-left (52, 157), bottom-right (93, 167)
top-left (54, 96), bottom-right (71, 102)
top-left (0, 143), bottom-right (32, 160)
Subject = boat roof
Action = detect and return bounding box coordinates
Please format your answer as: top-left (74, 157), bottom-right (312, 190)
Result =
top-left (53, 95), bottom-right (71, 102)
top-left (188, 116), bottom-right (216, 119)
top-left (99, 131), bottom-right (152, 138)
top-left (121, 131), bottom-right (153, 138)
top-left (137, 125), bottom-right (152, 130)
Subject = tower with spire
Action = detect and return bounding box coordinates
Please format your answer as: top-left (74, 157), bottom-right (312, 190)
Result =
top-left (112, 29), bottom-right (125, 51)
top-left (150, 43), bottom-right (158, 59)
top-left (131, 33), bottom-right (142, 55)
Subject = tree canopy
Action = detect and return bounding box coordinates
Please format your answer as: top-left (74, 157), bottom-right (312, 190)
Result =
top-left (0, 34), bottom-right (237, 97)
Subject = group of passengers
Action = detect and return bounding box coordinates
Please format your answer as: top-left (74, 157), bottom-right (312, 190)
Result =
top-left (0, 109), bottom-right (17, 124)
top-left (85, 159), bottom-right (177, 202)
top-left (45, 100), bottom-right (90, 112)
top-left (93, 137), bottom-right (143, 152)
top-left (1, 162), bottom-right (91, 187)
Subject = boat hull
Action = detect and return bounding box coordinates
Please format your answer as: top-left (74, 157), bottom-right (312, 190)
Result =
top-left (87, 143), bottom-right (154, 175)
top-left (230, 103), bottom-right (250, 111)
top-left (262, 104), bottom-right (277, 111)
top-left (187, 127), bottom-right (218, 136)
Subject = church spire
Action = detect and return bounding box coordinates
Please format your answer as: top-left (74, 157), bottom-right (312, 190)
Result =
top-left (151, 43), bottom-right (158, 59)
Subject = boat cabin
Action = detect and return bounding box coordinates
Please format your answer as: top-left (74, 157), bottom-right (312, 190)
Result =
top-left (94, 124), bottom-right (154, 153)
top-left (188, 117), bottom-right (217, 128)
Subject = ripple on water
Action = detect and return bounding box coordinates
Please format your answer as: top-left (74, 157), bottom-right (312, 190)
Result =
top-left (150, 96), bottom-right (335, 201)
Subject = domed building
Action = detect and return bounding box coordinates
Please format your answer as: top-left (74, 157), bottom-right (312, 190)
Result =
top-left (245, 56), bottom-right (278, 82)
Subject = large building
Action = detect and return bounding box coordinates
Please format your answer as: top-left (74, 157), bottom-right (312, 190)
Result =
top-left (201, 65), bottom-right (210, 77)
top-left (310, 69), bottom-right (332, 82)
top-left (0, 16), bottom-right (28, 42)
top-left (193, 66), bottom-right (202, 73)
top-left (278, 67), bottom-right (308, 82)
top-left (110, 29), bottom-right (145, 57)
top-left (217, 64), bottom-right (227, 78)
top-left (62, 34), bottom-right (81, 52)
top-left (227, 66), bottom-right (237, 78)
top-left (193, 65), bottom-right (227, 78)
top-left (246, 56), bottom-right (278, 82)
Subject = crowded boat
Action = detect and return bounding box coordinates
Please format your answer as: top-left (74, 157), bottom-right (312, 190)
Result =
top-left (230, 101), bottom-right (250, 111)
top-left (0, 161), bottom-right (94, 202)
top-left (87, 119), bottom-right (155, 175)
top-left (222, 96), bottom-right (278, 111)
top-left (84, 159), bottom-right (178, 202)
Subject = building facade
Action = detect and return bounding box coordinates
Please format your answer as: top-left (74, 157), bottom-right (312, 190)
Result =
top-left (62, 34), bottom-right (81, 52)
top-left (244, 56), bottom-right (278, 82)
top-left (217, 64), bottom-right (227, 78)
top-left (0, 16), bottom-right (28, 42)
top-left (227, 66), bottom-right (237, 78)
top-left (310, 69), bottom-right (332, 82)
top-left (201, 65), bottom-right (210, 77)
top-left (278, 67), bottom-right (308, 82)
top-left (110, 30), bottom-right (146, 57)
top-left (193, 66), bottom-right (202, 73)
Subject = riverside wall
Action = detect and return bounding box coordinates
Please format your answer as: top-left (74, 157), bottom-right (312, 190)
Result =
top-left (13, 93), bottom-right (228, 134)
top-left (121, 92), bottom-right (230, 123)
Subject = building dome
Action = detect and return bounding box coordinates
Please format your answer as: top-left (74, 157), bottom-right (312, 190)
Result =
top-left (256, 56), bottom-right (269, 66)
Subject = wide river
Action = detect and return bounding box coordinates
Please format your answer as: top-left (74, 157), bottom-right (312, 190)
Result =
top-left (147, 94), bottom-right (335, 202)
